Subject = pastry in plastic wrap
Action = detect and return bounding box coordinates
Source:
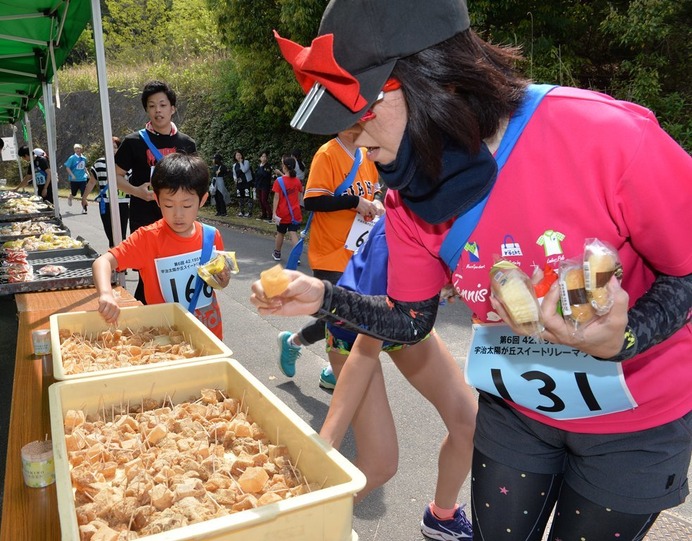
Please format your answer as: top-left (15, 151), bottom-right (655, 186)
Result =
top-left (197, 252), bottom-right (239, 289)
top-left (490, 260), bottom-right (542, 333)
top-left (260, 264), bottom-right (290, 298)
top-left (558, 260), bottom-right (596, 327)
top-left (583, 238), bottom-right (622, 315)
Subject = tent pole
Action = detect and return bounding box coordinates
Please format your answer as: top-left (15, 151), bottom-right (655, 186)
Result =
top-left (43, 82), bottom-right (61, 218)
top-left (13, 125), bottom-right (24, 183)
top-left (22, 112), bottom-right (38, 197)
top-left (91, 0), bottom-right (124, 286)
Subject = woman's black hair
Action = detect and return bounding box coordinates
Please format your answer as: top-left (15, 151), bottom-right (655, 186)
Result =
top-left (291, 148), bottom-right (305, 170)
top-left (282, 155), bottom-right (297, 177)
top-left (391, 29), bottom-right (529, 180)
top-left (151, 153), bottom-right (209, 201)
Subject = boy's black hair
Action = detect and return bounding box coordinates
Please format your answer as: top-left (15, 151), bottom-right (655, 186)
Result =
top-left (141, 80), bottom-right (177, 109)
top-left (18, 145), bottom-right (30, 157)
top-left (151, 153), bottom-right (209, 201)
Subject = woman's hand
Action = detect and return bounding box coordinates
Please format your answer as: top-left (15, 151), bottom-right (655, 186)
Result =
top-left (251, 270), bottom-right (326, 317)
top-left (491, 276), bottom-right (630, 359)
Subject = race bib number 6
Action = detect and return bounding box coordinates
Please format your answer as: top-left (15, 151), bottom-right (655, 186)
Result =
top-left (465, 324), bottom-right (636, 420)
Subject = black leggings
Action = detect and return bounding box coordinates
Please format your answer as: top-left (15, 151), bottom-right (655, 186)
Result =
top-left (471, 449), bottom-right (659, 541)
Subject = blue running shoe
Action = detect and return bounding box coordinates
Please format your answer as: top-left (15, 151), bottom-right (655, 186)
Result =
top-left (277, 331), bottom-right (300, 377)
top-left (421, 504), bottom-right (473, 540)
top-left (319, 365), bottom-right (336, 390)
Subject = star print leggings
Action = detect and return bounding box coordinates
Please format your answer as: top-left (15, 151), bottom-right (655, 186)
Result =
top-left (471, 450), bottom-right (658, 540)
top-left (470, 392), bottom-right (692, 541)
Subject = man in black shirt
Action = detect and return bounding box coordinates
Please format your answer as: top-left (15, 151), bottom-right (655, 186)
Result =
top-left (114, 80), bottom-right (196, 302)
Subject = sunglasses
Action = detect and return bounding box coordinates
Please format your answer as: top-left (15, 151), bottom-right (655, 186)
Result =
top-left (359, 79), bottom-right (401, 122)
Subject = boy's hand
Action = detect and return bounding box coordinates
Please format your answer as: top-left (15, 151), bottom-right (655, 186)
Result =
top-left (97, 292), bottom-right (121, 324)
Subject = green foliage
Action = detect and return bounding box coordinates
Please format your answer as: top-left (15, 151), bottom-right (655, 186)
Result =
top-left (57, 0), bottom-right (690, 163)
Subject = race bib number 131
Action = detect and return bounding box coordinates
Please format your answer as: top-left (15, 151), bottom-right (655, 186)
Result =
top-left (465, 324), bottom-right (636, 420)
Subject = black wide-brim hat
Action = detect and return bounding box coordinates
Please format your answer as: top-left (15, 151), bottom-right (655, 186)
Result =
top-left (277, 0), bottom-right (470, 135)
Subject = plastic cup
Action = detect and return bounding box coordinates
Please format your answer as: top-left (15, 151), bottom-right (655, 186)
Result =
top-left (21, 440), bottom-right (55, 488)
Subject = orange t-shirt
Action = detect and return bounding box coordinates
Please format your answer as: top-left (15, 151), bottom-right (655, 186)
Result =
top-left (304, 138), bottom-right (379, 272)
top-left (109, 220), bottom-right (225, 339)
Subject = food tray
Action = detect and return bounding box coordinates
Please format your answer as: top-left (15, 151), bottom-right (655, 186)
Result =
top-left (0, 218), bottom-right (69, 242)
top-left (0, 259), bottom-right (95, 296)
top-left (49, 358), bottom-right (365, 541)
top-left (0, 245), bottom-right (100, 296)
top-left (1, 235), bottom-right (90, 253)
top-left (50, 302), bottom-right (233, 380)
top-left (24, 242), bottom-right (97, 261)
top-left (0, 208), bottom-right (56, 222)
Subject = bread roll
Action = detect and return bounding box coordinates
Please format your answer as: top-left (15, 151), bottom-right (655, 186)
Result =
top-left (490, 261), bottom-right (541, 328)
top-left (560, 266), bottom-right (595, 324)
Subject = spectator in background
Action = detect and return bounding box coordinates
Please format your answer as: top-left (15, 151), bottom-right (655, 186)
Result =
top-left (271, 155), bottom-right (303, 261)
top-left (233, 149), bottom-right (254, 217)
top-left (292, 148), bottom-right (307, 207)
top-left (82, 137), bottom-right (129, 248)
top-left (210, 153), bottom-right (230, 216)
top-left (16, 145), bottom-right (53, 203)
top-left (255, 151), bottom-right (274, 221)
top-left (114, 80), bottom-right (196, 304)
top-left (292, 148), bottom-right (306, 182)
top-left (64, 143), bottom-right (89, 213)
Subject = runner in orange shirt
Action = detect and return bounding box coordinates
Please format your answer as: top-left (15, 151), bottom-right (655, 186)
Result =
top-left (277, 129), bottom-right (384, 388)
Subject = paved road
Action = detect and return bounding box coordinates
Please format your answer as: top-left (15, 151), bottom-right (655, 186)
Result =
top-left (59, 201), bottom-right (691, 540)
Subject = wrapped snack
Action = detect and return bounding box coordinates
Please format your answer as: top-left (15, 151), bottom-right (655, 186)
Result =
top-left (197, 251), bottom-right (239, 289)
top-left (583, 238), bottom-right (622, 315)
top-left (260, 264), bottom-right (290, 298)
top-left (490, 260), bottom-right (543, 334)
top-left (533, 264), bottom-right (558, 304)
top-left (558, 259), bottom-right (596, 329)
top-left (36, 264), bottom-right (67, 277)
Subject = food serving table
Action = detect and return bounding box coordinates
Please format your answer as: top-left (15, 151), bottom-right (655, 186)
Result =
top-left (1, 287), bottom-right (140, 541)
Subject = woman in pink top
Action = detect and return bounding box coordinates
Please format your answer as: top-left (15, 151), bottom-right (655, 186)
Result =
top-left (254, 1), bottom-right (692, 540)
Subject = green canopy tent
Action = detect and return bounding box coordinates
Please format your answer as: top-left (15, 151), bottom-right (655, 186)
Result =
top-left (0, 0), bottom-right (124, 248)
top-left (0, 1), bottom-right (91, 125)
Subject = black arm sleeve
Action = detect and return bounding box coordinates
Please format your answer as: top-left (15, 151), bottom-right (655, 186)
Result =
top-left (312, 281), bottom-right (439, 344)
top-left (304, 195), bottom-right (360, 212)
top-left (601, 273), bottom-right (692, 362)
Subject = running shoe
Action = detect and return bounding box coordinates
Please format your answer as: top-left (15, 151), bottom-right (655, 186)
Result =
top-left (277, 331), bottom-right (300, 377)
top-left (421, 504), bottom-right (473, 540)
top-left (272, 250), bottom-right (281, 261)
top-left (319, 365), bottom-right (336, 390)
top-left (67, 194), bottom-right (73, 206)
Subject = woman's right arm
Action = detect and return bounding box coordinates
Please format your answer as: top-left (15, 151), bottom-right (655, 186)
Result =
top-left (251, 272), bottom-right (438, 344)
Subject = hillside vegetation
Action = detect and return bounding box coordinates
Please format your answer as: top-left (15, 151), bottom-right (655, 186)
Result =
top-left (1, 0), bottom-right (688, 185)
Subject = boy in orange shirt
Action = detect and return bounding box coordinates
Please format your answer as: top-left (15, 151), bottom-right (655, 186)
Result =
top-left (92, 153), bottom-right (226, 339)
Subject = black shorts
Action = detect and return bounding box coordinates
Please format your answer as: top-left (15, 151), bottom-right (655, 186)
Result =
top-left (474, 391), bottom-right (692, 514)
top-left (276, 222), bottom-right (300, 234)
